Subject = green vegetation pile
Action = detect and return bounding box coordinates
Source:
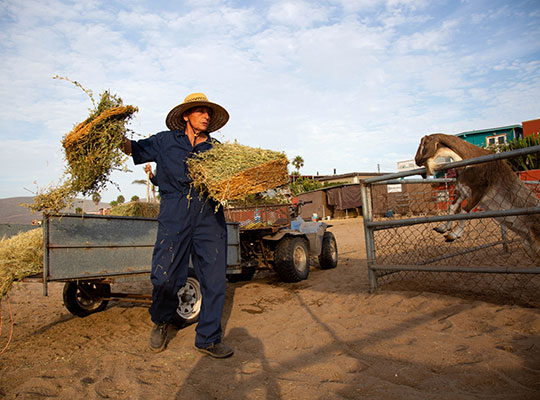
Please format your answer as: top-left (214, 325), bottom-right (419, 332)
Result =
top-left (26, 77), bottom-right (138, 215)
top-left (187, 142), bottom-right (289, 204)
top-left (0, 229), bottom-right (43, 299)
top-left (109, 201), bottom-right (160, 218)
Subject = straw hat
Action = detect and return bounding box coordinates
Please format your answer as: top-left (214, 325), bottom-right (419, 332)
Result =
top-left (166, 92), bottom-right (229, 133)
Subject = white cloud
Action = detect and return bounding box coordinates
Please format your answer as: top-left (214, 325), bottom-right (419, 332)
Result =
top-left (0, 0), bottom-right (539, 202)
top-left (394, 19), bottom-right (458, 52)
top-left (268, 0), bottom-right (331, 28)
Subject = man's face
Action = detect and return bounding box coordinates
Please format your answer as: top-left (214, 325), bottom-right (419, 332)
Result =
top-left (184, 106), bottom-right (212, 133)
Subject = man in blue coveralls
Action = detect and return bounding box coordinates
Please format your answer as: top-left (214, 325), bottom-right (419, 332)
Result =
top-left (122, 93), bottom-right (233, 358)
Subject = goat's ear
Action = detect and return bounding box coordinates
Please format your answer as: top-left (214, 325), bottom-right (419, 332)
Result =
top-left (421, 135), bottom-right (432, 146)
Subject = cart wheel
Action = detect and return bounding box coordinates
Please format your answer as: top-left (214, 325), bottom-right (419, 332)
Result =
top-left (171, 268), bottom-right (202, 328)
top-left (319, 231), bottom-right (338, 269)
top-left (63, 281), bottom-right (111, 317)
top-left (274, 236), bottom-right (310, 282)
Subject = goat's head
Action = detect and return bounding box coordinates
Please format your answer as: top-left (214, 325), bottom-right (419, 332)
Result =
top-left (415, 134), bottom-right (463, 176)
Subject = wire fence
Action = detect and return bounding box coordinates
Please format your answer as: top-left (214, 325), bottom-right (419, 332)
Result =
top-left (361, 145), bottom-right (540, 307)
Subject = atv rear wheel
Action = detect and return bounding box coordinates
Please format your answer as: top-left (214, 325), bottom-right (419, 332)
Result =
top-left (274, 236), bottom-right (310, 282)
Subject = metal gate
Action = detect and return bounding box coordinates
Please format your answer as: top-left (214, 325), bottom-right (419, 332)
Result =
top-left (360, 145), bottom-right (540, 306)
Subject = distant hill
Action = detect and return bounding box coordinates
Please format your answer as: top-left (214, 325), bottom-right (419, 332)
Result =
top-left (0, 197), bottom-right (110, 225)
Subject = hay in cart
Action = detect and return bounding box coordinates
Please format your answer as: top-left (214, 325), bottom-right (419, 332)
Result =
top-left (109, 201), bottom-right (160, 218)
top-left (187, 142), bottom-right (289, 204)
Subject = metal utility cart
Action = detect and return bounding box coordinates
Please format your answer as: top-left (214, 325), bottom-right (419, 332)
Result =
top-left (42, 213), bottom-right (240, 326)
top-left (42, 203), bottom-right (337, 322)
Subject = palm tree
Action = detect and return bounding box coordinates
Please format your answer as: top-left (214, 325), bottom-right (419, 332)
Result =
top-left (132, 178), bottom-right (149, 202)
top-left (91, 192), bottom-right (101, 206)
top-left (132, 164), bottom-right (157, 203)
top-left (292, 156), bottom-right (304, 182)
top-left (292, 156), bottom-right (304, 173)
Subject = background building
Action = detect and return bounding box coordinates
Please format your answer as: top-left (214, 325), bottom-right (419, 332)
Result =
top-left (523, 118), bottom-right (540, 137)
top-left (456, 124), bottom-right (523, 148)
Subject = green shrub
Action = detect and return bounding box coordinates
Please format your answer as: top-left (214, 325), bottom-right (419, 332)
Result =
top-left (500, 134), bottom-right (540, 171)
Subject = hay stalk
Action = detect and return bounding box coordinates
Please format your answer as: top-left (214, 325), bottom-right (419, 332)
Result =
top-left (25, 83), bottom-right (138, 215)
top-left (0, 229), bottom-right (43, 299)
top-left (187, 142), bottom-right (289, 204)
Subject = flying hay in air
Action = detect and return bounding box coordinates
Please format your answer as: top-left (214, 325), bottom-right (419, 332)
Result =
top-left (26, 77), bottom-right (138, 215)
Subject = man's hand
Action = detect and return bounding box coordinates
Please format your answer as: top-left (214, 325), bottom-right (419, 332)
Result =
top-left (145, 163), bottom-right (154, 179)
top-left (122, 137), bottom-right (132, 155)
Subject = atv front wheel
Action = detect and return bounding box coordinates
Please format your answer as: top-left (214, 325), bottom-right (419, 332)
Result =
top-left (319, 231), bottom-right (338, 269)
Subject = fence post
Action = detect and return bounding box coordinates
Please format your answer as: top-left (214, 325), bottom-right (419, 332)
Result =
top-left (361, 183), bottom-right (378, 292)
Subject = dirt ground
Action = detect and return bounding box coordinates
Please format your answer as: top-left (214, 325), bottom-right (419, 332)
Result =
top-left (1, 218), bottom-right (540, 399)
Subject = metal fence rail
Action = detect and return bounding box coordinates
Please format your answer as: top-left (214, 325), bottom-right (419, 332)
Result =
top-left (360, 146), bottom-right (540, 306)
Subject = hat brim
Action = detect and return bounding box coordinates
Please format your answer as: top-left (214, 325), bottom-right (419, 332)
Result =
top-left (166, 101), bottom-right (229, 133)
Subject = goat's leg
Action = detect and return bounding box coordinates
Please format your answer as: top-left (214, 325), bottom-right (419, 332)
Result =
top-left (444, 212), bottom-right (466, 242)
top-left (485, 184), bottom-right (540, 265)
top-left (444, 185), bottom-right (477, 242)
top-left (523, 237), bottom-right (540, 266)
top-left (434, 221), bottom-right (453, 234)
top-left (498, 214), bottom-right (540, 265)
top-left (434, 189), bottom-right (463, 235)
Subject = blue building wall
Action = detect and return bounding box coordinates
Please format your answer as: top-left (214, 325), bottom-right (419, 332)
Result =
top-left (456, 125), bottom-right (523, 148)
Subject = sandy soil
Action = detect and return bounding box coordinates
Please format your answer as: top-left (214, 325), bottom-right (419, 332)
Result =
top-left (1, 218), bottom-right (540, 399)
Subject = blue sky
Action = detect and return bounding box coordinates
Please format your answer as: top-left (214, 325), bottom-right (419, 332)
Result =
top-left (1, 0), bottom-right (539, 202)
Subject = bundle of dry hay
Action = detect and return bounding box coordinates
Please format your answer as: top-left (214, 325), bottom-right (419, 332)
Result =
top-left (26, 78), bottom-right (138, 215)
top-left (0, 229), bottom-right (43, 299)
top-left (109, 201), bottom-right (160, 218)
top-left (187, 142), bottom-right (289, 204)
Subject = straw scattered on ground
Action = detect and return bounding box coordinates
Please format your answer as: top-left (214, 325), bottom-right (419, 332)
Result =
top-left (187, 142), bottom-right (289, 204)
top-left (0, 229), bottom-right (43, 299)
top-left (25, 77), bottom-right (137, 215)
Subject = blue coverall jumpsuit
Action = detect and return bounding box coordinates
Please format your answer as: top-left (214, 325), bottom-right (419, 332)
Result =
top-left (130, 129), bottom-right (227, 348)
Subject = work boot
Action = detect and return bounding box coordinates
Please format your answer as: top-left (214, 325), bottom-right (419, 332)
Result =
top-left (195, 342), bottom-right (234, 359)
top-left (149, 322), bottom-right (169, 353)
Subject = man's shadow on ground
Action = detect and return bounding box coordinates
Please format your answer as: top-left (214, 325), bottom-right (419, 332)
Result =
top-left (173, 326), bottom-right (281, 399)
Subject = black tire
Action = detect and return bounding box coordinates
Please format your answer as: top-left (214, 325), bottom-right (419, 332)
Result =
top-left (319, 231), bottom-right (338, 269)
top-left (63, 281), bottom-right (111, 317)
top-left (227, 268), bottom-right (256, 283)
top-left (274, 236), bottom-right (310, 282)
top-left (171, 268), bottom-right (202, 328)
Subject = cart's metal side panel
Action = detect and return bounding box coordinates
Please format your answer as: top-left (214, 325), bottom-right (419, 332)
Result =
top-left (43, 217), bottom-right (50, 295)
top-left (46, 214), bottom-right (241, 282)
top-left (226, 223), bottom-right (241, 266)
top-left (47, 215), bottom-right (156, 280)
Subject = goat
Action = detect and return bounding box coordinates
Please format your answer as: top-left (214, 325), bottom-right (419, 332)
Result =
top-left (414, 133), bottom-right (540, 262)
